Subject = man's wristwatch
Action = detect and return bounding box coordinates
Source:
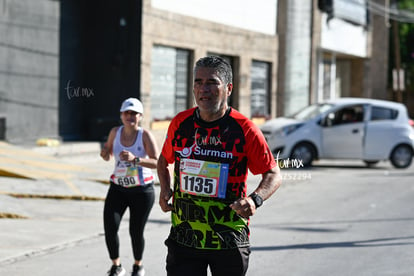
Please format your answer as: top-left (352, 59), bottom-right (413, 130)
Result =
top-left (249, 192), bottom-right (263, 208)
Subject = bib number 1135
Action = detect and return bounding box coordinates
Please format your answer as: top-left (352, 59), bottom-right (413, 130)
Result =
top-left (181, 175), bottom-right (216, 196)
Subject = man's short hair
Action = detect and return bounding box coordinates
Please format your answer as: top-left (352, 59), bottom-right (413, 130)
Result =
top-left (194, 56), bottom-right (233, 84)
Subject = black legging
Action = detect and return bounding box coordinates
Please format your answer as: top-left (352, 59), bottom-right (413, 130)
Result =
top-left (103, 183), bottom-right (155, 261)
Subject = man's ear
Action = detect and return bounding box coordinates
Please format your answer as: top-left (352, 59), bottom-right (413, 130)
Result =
top-left (227, 83), bottom-right (233, 96)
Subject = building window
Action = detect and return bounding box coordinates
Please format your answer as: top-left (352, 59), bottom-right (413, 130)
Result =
top-left (318, 56), bottom-right (337, 102)
top-left (251, 61), bottom-right (270, 117)
top-left (151, 45), bottom-right (190, 121)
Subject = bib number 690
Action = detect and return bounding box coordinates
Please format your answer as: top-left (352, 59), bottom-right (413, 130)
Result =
top-left (118, 176), bottom-right (136, 186)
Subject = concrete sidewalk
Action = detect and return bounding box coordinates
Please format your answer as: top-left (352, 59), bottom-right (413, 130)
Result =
top-left (0, 141), bottom-right (106, 182)
top-left (0, 141), bottom-right (169, 275)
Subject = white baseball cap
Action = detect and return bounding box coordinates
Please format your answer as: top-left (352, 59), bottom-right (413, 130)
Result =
top-left (120, 98), bottom-right (143, 114)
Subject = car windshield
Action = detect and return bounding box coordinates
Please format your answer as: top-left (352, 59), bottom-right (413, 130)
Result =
top-left (289, 103), bottom-right (333, 120)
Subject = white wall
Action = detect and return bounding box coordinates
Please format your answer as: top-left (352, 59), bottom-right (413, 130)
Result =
top-left (151, 0), bottom-right (278, 35)
top-left (321, 14), bottom-right (368, 58)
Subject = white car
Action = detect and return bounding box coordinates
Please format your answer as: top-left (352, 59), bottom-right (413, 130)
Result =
top-left (260, 98), bottom-right (414, 168)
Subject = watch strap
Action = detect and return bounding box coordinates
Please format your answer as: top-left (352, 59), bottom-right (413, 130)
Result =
top-left (249, 192), bottom-right (263, 208)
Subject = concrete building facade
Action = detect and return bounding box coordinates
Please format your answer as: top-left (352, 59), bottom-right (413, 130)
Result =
top-left (278, 0), bottom-right (390, 116)
top-left (140, 0), bottom-right (278, 144)
top-left (0, 0), bottom-right (396, 144)
top-left (0, 0), bottom-right (60, 143)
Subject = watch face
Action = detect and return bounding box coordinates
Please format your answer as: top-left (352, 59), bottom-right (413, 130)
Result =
top-left (252, 193), bottom-right (263, 207)
top-left (256, 196), bottom-right (263, 206)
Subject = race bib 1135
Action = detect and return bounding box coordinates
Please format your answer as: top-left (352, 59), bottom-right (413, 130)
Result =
top-left (179, 159), bottom-right (229, 199)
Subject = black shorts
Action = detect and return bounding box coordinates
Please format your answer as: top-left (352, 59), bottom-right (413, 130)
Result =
top-left (165, 239), bottom-right (250, 276)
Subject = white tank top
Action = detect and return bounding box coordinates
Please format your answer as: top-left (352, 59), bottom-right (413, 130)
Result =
top-left (110, 126), bottom-right (154, 187)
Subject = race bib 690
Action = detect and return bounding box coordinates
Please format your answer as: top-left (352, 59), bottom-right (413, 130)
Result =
top-left (113, 166), bottom-right (140, 187)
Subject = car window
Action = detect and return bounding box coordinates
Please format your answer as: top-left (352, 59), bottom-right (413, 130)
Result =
top-left (324, 105), bottom-right (364, 126)
top-left (370, 106), bottom-right (398, 121)
top-left (289, 103), bottom-right (333, 120)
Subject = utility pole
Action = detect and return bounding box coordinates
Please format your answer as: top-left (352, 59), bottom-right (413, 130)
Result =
top-left (392, 1), bottom-right (403, 103)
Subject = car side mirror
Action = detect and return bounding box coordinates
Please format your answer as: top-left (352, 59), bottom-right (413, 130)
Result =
top-left (321, 113), bottom-right (335, 127)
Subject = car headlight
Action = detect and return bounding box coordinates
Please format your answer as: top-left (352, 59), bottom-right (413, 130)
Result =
top-left (275, 124), bottom-right (304, 137)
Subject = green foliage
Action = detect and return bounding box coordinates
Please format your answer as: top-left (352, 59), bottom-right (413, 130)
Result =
top-left (392, 0), bottom-right (414, 90)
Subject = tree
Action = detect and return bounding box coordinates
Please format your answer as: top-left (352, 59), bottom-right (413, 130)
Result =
top-left (388, 0), bottom-right (414, 101)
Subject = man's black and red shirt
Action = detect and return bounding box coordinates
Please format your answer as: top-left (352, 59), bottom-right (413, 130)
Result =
top-left (161, 107), bottom-right (276, 250)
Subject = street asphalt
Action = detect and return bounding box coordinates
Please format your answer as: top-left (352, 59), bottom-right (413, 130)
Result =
top-left (1, 141), bottom-right (414, 275)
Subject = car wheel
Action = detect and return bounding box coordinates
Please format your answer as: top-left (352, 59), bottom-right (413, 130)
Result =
top-left (390, 145), bottom-right (413, 169)
top-left (290, 143), bottom-right (315, 167)
top-left (363, 160), bottom-right (379, 167)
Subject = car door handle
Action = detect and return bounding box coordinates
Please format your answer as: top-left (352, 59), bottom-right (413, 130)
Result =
top-left (352, 129), bottom-right (359, 133)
